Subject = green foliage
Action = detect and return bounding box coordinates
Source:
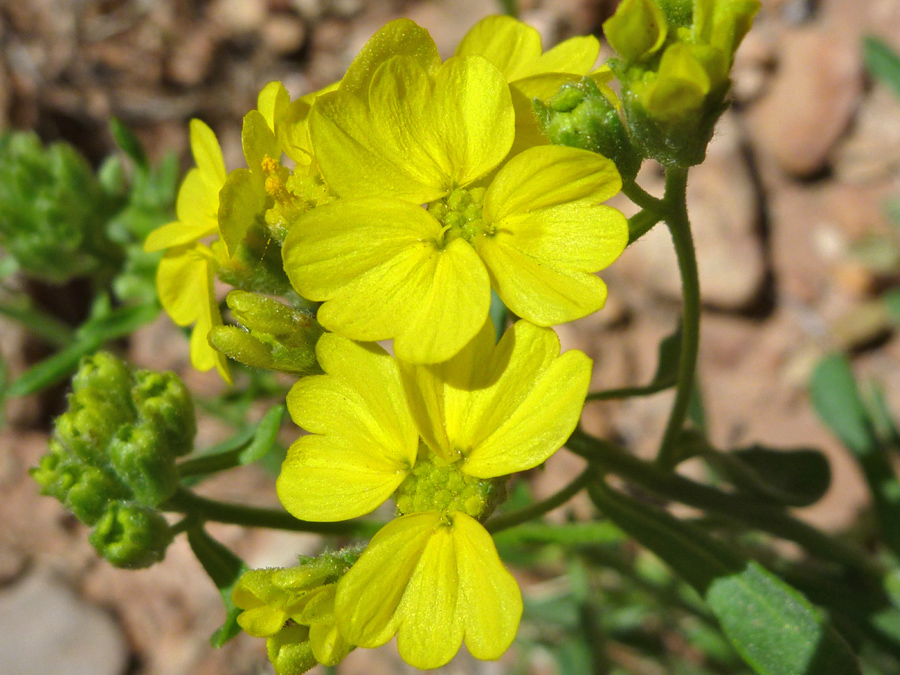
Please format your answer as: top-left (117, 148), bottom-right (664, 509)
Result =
top-left (31, 351), bottom-right (196, 567)
top-left (0, 131), bottom-right (123, 283)
top-left (187, 527), bottom-right (248, 647)
top-left (863, 36), bottom-right (900, 100)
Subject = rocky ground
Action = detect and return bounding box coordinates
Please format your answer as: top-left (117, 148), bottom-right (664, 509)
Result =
top-left (2, 0), bottom-right (900, 673)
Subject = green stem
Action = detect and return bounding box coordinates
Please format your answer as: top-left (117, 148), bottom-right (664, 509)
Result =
top-left (622, 179), bottom-right (663, 212)
top-left (567, 430), bottom-right (881, 578)
top-left (178, 447), bottom-right (249, 478)
top-left (485, 470), bottom-right (592, 534)
top-left (585, 381), bottom-right (673, 402)
top-left (164, 487), bottom-right (383, 538)
top-left (627, 208), bottom-right (664, 245)
top-left (657, 166), bottom-right (700, 469)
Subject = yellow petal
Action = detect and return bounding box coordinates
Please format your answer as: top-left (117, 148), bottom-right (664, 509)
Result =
top-left (284, 199), bottom-right (490, 362)
top-left (310, 59), bottom-right (447, 203)
top-left (335, 513), bottom-right (438, 649)
top-left (341, 18), bottom-right (441, 96)
top-left (257, 80), bottom-right (290, 132)
top-left (237, 606), bottom-right (289, 638)
top-left (477, 146), bottom-right (628, 325)
top-left (400, 319), bottom-right (496, 461)
top-left (189, 282), bottom-right (232, 384)
top-left (454, 15), bottom-right (542, 82)
top-left (463, 346), bottom-right (591, 477)
top-left (311, 55), bottom-right (513, 201)
top-left (530, 35), bottom-right (600, 77)
top-left (336, 512), bottom-right (522, 670)
top-left (218, 168), bottom-right (266, 257)
top-left (241, 109), bottom-right (280, 169)
top-left (453, 512), bottom-right (522, 660)
top-left (424, 55), bottom-right (515, 189)
top-left (156, 245), bottom-right (212, 325)
top-left (395, 518), bottom-right (464, 669)
top-left (189, 119), bottom-right (226, 186)
top-left (277, 334), bottom-right (417, 521)
top-left (391, 238), bottom-right (491, 365)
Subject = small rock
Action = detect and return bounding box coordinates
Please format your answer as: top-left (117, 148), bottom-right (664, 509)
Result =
top-left (167, 28), bottom-right (216, 87)
top-left (0, 574), bottom-right (128, 675)
top-left (746, 27), bottom-right (863, 176)
top-left (832, 86), bottom-right (900, 183)
top-left (262, 14), bottom-right (307, 55)
top-left (208, 0), bottom-right (267, 35)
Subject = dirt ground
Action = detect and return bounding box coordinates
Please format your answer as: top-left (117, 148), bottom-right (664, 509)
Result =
top-left (2, 0), bottom-right (900, 673)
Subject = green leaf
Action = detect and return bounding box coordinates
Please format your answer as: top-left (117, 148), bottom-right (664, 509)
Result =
top-left (494, 521), bottom-right (626, 548)
top-left (78, 302), bottom-right (160, 343)
top-left (884, 288), bottom-right (900, 328)
top-left (6, 335), bottom-right (102, 397)
top-left (238, 404), bottom-right (285, 464)
top-left (588, 482), bottom-right (863, 675)
top-left (110, 119), bottom-right (148, 170)
top-left (863, 36), bottom-right (900, 100)
top-left (186, 527), bottom-right (248, 647)
top-left (810, 354), bottom-right (874, 455)
top-left (811, 354), bottom-right (900, 556)
top-left (723, 445), bottom-right (832, 508)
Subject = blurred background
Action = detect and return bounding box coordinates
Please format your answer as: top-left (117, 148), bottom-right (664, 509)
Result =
top-left (2, 0), bottom-right (900, 673)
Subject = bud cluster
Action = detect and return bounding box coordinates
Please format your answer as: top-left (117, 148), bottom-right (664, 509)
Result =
top-left (31, 352), bottom-right (196, 568)
top-left (233, 549), bottom-right (360, 674)
top-left (208, 290), bottom-right (324, 376)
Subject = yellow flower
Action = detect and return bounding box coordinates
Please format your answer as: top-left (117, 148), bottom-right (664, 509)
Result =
top-left (276, 320), bottom-right (592, 667)
top-left (219, 81), bottom-right (335, 254)
top-left (145, 120), bottom-right (230, 382)
top-left (285, 28), bottom-right (627, 364)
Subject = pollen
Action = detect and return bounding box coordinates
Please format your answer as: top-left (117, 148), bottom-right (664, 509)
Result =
top-left (427, 187), bottom-right (487, 247)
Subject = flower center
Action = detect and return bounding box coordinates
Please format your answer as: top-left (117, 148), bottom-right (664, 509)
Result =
top-left (393, 448), bottom-right (507, 521)
top-left (427, 187), bottom-right (488, 247)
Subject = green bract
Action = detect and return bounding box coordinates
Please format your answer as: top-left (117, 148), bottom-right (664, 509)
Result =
top-left (31, 352), bottom-right (196, 568)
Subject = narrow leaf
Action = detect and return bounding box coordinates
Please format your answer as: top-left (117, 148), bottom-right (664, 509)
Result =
top-left (110, 118), bottom-right (149, 169)
top-left (588, 482), bottom-right (862, 675)
top-left (187, 527), bottom-right (248, 647)
top-left (6, 336), bottom-right (102, 397)
top-left (238, 404), bottom-right (285, 465)
top-left (863, 36), bottom-right (900, 100)
top-left (718, 445), bottom-right (832, 508)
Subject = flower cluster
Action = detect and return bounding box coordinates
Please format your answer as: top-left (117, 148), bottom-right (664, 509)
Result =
top-left (146, 13), bottom-right (631, 672)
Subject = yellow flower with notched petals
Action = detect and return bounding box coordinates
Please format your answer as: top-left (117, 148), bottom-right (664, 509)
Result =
top-left (145, 120), bottom-right (230, 383)
top-left (284, 37), bottom-right (627, 364)
top-left (276, 320), bottom-right (592, 668)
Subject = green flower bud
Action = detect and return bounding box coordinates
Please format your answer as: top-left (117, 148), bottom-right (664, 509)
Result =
top-left (107, 423), bottom-right (179, 507)
top-left (266, 626), bottom-right (318, 675)
top-left (536, 78), bottom-right (643, 182)
top-left (603, 0), bottom-right (668, 63)
top-left (31, 445), bottom-right (126, 525)
top-left (72, 351), bottom-right (134, 397)
top-left (209, 291), bottom-right (323, 376)
top-left (131, 370), bottom-right (196, 458)
top-left (0, 131), bottom-right (123, 283)
top-left (88, 502), bottom-right (173, 569)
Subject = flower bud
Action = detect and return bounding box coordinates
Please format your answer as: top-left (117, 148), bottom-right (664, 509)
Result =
top-left (266, 626), bottom-right (318, 675)
top-left (88, 502), bottom-right (173, 569)
top-left (536, 78), bottom-right (642, 182)
top-left (209, 291), bottom-right (323, 376)
top-left (107, 423), bottom-right (179, 507)
top-left (131, 370), bottom-right (196, 458)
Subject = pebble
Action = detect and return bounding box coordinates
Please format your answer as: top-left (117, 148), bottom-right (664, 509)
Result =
top-left (0, 574), bottom-right (128, 675)
top-left (746, 27), bottom-right (863, 177)
top-left (832, 86), bottom-right (900, 184)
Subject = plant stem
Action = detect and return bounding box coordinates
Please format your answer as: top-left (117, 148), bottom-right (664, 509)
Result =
top-left (622, 179), bottom-right (663, 212)
top-left (585, 381), bottom-right (674, 402)
top-left (164, 487), bottom-right (383, 538)
top-left (657, 166), bottom-right (700, 469)
top-left (567, 430), bottom-right (881, 579)
top-left (485, 470), bottom-right (593, 534)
